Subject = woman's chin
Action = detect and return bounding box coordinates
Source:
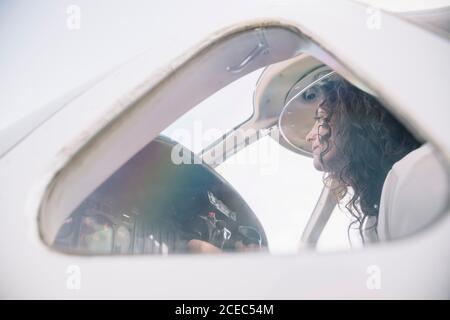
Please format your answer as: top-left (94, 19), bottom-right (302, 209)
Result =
top-left (313, 157), bottom-right (325, 171)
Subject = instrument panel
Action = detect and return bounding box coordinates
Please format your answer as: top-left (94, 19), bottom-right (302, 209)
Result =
top-left (54, 136), bottom-right (268, 254)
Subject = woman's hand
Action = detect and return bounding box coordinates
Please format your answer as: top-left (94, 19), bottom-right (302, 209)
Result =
top-left (187, 239), bottom-right (222, 253)
top-left (187, 239), bottom-right (267, 253)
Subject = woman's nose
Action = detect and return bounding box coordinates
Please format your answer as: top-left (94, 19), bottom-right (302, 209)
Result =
top-left (306, 126), bottom-right (315, 144)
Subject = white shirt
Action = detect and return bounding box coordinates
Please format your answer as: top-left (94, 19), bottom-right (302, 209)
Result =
top-left (368, 143), bottom-right (449, 243)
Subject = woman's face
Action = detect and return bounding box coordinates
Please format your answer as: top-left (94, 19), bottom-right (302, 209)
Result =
top-left (305, 107), bottom-right (337, 172)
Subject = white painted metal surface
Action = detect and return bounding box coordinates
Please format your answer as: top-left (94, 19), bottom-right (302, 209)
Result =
top-left (0, 0), bottom-right (449, 299)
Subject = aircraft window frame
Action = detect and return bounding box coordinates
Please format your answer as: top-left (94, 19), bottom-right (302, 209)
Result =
top-left (37, 20), bottom-right (450, 256)
top-left (39, 23), bottom-right (306, 250)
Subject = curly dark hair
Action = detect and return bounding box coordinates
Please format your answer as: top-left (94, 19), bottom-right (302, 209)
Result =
top-left (311, 73), bottom-right (422, 242)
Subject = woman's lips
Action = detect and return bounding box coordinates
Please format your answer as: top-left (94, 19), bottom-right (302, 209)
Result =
top-left (313, 146), bottom-right (325, 158)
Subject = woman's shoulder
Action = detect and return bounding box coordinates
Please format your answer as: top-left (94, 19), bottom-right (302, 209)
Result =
top-left (376, 143), bottom-right (448, 242)
top-left (390, 143), bottom-right (435, 176)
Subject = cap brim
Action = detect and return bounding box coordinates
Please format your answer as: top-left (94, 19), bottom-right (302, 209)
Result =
top-left (253, 54), bottom-right (326, 156)
top-left (254, 54), bottom-right (375, 156)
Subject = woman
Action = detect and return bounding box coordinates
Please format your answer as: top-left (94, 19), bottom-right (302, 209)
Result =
top-left (303, 73), bottom-right (421, 242)
top-left (189, 71), bottom-right (421, 252)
